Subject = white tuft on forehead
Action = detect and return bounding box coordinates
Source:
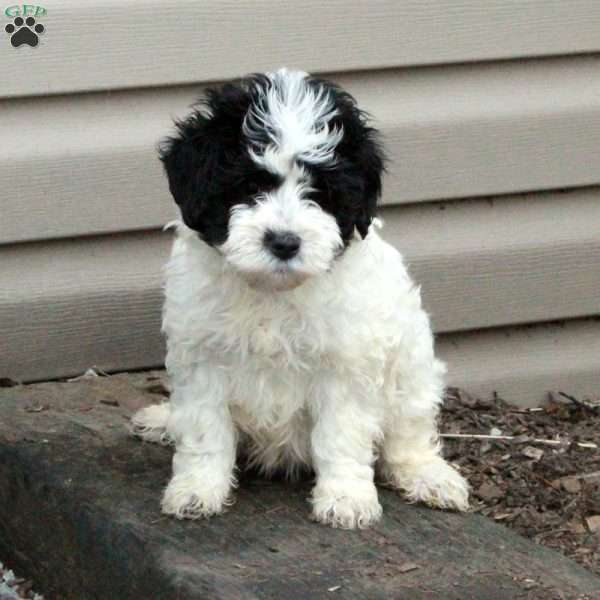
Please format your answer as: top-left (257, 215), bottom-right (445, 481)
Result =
top-left (243, 68), bottom-right (343, 175)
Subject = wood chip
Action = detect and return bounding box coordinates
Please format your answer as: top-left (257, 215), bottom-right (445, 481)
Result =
top-left (24, 404), bottom-right (49, 413)
top-left (567, 520), bottom-right (586, 534)
top-left (511, 434), bottom-right (532, 444)
top-left (560, 477), bottom-right (581, 494)
top-left (578, 470), bottom-right (600, 483)
top-left (493, 513), bottom-right (512, 521)
top-left (475, 482), bottom-right (504, 502)
top-left (397, 562), bottom-right (419, 573)
top-left (522, 446), bottom-right (544, 461)
top-left (17, 579), bottom-right (33, 594)
top-left (585, 516), bottom-right (600, 533)
top-left (99, 398), bottom-right (120, 407)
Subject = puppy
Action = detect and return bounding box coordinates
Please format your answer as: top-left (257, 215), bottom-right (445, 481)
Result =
top-left (131, 68), bottom-right (469, 528)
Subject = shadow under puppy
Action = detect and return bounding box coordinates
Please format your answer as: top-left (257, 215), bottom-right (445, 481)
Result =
top-left (131, 68), bottom-right (469, 528)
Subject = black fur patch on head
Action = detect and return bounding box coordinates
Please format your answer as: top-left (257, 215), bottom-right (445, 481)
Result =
top-left (159, 72), bottom-right (385, 246)
top-left (304, 77), bottom-right (386, 243)
top-left (159, 75), bottom-right (280, 245)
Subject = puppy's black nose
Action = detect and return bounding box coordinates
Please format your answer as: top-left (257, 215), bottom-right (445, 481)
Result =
top-left (264, 230), bottom-right (301, 260)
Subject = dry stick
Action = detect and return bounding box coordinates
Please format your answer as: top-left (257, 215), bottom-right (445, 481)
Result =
top-left (439, 433), bottom-right (597, 449)
top-left (557, 391), bottom-right (600, 412)
top-left (577, 470), bottom-right (600, 480)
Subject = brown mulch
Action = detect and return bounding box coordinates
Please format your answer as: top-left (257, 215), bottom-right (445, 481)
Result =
top-left (441, 389), bottom-right (600, 579)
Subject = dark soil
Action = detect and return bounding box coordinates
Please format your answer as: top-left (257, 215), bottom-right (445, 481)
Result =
top-left (441, 389), bottom-right (600, 579)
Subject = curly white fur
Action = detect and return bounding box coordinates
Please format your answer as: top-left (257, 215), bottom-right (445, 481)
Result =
top-left (132, 218), bottom-right (469, 527)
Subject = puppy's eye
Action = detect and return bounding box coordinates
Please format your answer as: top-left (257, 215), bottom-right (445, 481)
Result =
top-left (246, 182), bottom-right (260, 195)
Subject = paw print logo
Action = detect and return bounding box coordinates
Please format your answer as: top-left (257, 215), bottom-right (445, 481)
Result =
top-left (5, 16), bottom-right (45, 48)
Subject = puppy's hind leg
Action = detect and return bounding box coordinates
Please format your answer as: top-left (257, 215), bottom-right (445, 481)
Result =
top-left (130, 402), bottom-right (173, 445)
top-left (379, 358), bottom-right (469, 512)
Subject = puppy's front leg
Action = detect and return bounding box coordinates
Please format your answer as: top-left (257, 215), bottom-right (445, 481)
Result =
top-left (161, 365), bottom-right (236, 519)
top-left (310, 374), bottom-right (382, 529)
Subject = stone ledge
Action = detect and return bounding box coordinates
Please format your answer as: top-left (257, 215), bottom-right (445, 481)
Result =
top-left (0, 373), bottom-right (598, 599)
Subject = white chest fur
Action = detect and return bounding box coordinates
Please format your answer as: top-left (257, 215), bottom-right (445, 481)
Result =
top-left (162, 224), bottom-right (419, 429)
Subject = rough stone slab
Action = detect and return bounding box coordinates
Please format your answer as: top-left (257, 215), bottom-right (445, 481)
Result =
top-left (0, 374), bottom-right (598, 600)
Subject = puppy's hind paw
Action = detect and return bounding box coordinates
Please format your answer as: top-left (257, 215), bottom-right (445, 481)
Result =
top-left (386, 456), bottom-right (470, 512)
top-left (311, 481), bottom-right (382, 529)
top-left (129, 403), bottom-right (172, 445)
top-left (161, 473), bottom-right (234, 520)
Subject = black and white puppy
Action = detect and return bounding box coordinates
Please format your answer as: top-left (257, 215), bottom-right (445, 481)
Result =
top-left (131, 68), bottom-right (469, 528)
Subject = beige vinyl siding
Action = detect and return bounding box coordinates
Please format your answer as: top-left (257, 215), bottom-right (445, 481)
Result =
top-left (439, 320), bottom-right (600, 409)
top-left (4, 0), bottom-right (600, 98)
top-left (5, 56), bottom-right (600, 245)
top-left (1, 2), bottom-right (599, 403)
top-left (3, 191), bottom-right (600, 384)
top-left (385, 190), bottom-right (600, 333)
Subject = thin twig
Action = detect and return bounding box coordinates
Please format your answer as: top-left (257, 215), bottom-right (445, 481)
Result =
top-left (558, 391), bottom-right (589, 409)
top-left (440, 433), bottom-right (597, 449)
top-left (572, 470), bottom-right (600, 481)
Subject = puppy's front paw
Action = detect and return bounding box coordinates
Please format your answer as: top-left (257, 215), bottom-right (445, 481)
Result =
top-left (384, 456), bottom-right (469, 512)
top-left (161, 473), bottom-right (233, 519)
top-left (311, 480), bottom-right (382, 529)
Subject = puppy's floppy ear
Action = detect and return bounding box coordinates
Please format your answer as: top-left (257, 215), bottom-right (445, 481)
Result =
top-left (353, 124), bottom-right (385, 239)
top-left (320, 80), bottom-right (386, 239)
top-left (159, 83), bottom-right (252, 232)
top-left (159, 111), bottom-right (213, 230)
